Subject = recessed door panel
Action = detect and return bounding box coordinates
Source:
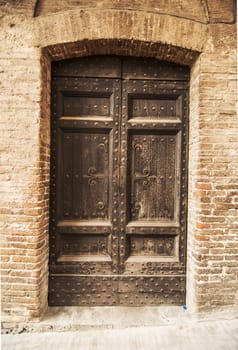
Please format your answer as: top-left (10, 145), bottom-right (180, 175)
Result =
top-left (130, 132), bottom-right (179, 222)
top-left (128, 95), bottom-right (178, 118)
top-left (59, 131), bottom-right (111, 221)
top-left (129, 235), bottom-right (177, 257)
top-left (74, 132), bottom-right (110, 220)
top-left (63, 94), bottom-right (111, 117)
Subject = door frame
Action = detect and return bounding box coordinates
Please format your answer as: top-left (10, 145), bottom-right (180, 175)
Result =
top-left (36, 37), bottom-right (202, 315)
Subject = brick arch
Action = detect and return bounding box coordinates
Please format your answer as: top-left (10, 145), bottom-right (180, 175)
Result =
top-left (34, 9), bottom-right (207, 53)
top-left (42, 38), bottom-right (199, 66)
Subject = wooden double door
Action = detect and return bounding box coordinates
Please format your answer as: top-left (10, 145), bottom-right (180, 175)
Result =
top-left (49, 56), bottom-right (189, 306)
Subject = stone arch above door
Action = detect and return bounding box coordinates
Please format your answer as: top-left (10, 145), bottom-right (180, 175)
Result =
top-left (33, 8), bottom-right (208, 56)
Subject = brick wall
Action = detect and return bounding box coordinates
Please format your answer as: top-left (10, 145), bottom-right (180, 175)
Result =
top-left (0, 48), bottom-right (48, 321)
top-left (191, 50), bottom-right (238, 310)
top-left (0, 0), bottom-right (237, 323)
top-left (187, 46), bottom-right (238, 311)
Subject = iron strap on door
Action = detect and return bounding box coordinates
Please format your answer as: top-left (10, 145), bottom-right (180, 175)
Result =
top-left (49, 56), bottom-right (189, 306)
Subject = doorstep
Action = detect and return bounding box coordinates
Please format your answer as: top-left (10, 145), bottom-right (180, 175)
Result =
top-left (2, 305), bottom-right (238, 334)
top-left (2, 306), bottom-right (189, 333)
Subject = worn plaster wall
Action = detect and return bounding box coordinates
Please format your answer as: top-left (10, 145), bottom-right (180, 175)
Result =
top-left (0, 0), bottom-right (237, 324)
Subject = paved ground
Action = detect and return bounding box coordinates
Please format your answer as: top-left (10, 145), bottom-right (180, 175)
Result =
top-left (2, 307), bottom-right (238, 350)
top-left (2, 319), bottom-right (238, 350)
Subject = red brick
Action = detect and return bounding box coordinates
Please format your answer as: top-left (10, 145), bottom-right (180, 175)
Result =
top-left (194, 235), bottom-right (210, 241)
top-left (195, 183), bottom-right (212, 190)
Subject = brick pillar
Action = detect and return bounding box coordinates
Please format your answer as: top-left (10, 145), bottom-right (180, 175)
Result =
top-left (187, 50), bottom-right (238, 311)
top-left (0, 48), bottom-right (49, 322)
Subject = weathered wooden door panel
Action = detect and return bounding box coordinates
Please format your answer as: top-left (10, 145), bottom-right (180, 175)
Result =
top-left (129, 132), bottom-right (179, 221)
top-left (122, 57), bottom-right (189, 81)
top-left (58, 130), bottom-right (111, 221)
top-left (52, 56), bottom-right (122, 78)
top-left (50, 75), bottom-right (121, 280)
top-left (119, 78), bottom-right (187, 275)
top-left (64, 131), bottom-right (110, 220)
top-left (49, 276), bottom-right (119, 306)
top-left (49, 56), bottom-right (189, 306)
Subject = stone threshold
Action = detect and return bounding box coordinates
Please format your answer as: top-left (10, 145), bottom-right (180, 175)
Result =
top-left (2, 305), bottom-right (238, 334)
